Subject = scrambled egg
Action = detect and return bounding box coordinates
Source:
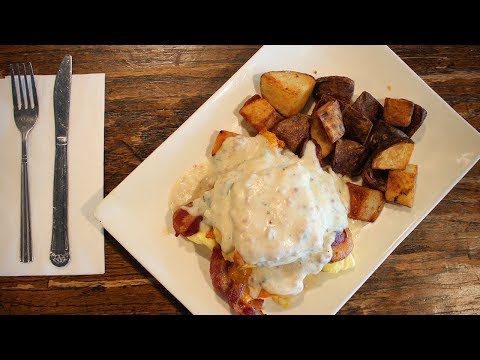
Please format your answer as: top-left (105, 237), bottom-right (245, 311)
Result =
top-left (187, 230), bottom-right (216, 250)
top-left (322, 253), bottom-right (356, 273)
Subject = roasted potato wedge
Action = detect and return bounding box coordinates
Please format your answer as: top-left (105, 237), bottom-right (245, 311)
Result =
top-left (312, 94), bottom-right (348, 114)
top-left (351, 91), bottom-right (383, 124)
top-left (239, 95), bottom-right (284, 132)
top-left (271, 114), bottom-right (311, 154)
top-left (211, 130), bottom-right (239, 156)
top-left (332, 139), bottom-right (366, 176)
top-left (402, 103), bottom-right (427, 137)
top-left (260, 71), bottom-right (315, 117)
top-left (313, 76), bottom-right (355, 103)
top-left (384, 98), bottom-right (414, 127)
top-left (310, 115), bottom-right (334, 159)
top-left (385, 164), bottom-right (418, 207)
top-left (372, 142), bottom-right (415, 170)
top-left (347, 183), bottom-right (385, 222)
top-left (366, 120), bottom-right (414, 170)
top-left (314, 100), bottom-right (345, 143)
top-left (342, 106), bottom-right (373, 145)
top-left (366, 120), bottom-right (412, 152)
top-left (259, 129), bottom-right (285, 148)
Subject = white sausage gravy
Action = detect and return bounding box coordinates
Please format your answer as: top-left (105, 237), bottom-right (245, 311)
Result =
top-left (171, 134), bottom-right (349, 296)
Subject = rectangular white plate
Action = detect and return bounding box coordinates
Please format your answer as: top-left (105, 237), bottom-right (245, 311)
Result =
top-left (95, 46), bottom-right (480, 314)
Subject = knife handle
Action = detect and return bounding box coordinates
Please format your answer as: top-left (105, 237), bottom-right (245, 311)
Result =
top-left (50, 137), bottom-right (70, 267)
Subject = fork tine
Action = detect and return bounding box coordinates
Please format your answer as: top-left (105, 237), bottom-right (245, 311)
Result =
top-left (29, 63), bottom-right (38, 109)
top-left (22, 63), bottom-right (31, 109)
top-left (10, 64), bottom-right (18, 110)
top-left (16, 64), bottom-right (25, 109)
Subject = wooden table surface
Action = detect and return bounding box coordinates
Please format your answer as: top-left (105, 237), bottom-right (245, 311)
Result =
top-left (0, 45), bottom-right (478, 315)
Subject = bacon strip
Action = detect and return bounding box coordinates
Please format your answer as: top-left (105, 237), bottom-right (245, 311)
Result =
top-left (330, 228), bottom-right (353, 263)
top-left (172, 208), bottom-right (202, 237)
top-left (210, 246), bottom-right (264, 315)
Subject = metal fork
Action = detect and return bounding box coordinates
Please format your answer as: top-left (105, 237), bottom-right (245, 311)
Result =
top-left (10, 63), bottom-right (39, 263)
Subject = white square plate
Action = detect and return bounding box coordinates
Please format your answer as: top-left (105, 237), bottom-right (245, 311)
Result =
top-left (95, 46), bottom-right (480, 314)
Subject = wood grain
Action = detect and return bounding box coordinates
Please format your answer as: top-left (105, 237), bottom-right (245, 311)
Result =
top-left (0, 45), bottom-right (478, 315)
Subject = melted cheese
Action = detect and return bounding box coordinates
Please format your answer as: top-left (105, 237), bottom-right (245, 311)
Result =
top-left (181, 135), bottom-right (348, 295)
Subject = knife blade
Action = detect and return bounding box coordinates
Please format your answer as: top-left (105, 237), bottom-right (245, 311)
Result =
top-left (50, 55), bottom-right (72, 267)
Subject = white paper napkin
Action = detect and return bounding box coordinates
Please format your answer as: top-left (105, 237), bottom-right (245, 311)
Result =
top-left (0, 74), bottom-right (105, 276)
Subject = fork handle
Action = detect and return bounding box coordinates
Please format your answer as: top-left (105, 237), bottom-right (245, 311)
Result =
top-left (50, 139), bottom-right (70, 267)
top-left (20, 135), bottom-right (33, 263)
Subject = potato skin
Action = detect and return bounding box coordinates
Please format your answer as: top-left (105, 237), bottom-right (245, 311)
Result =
top-left (342, 106), bottom-right (373, 145)
top-left (271, 114), bottom-right (311, 154)
top-left (366, 120), bottom-right (412, 153)
top-left (362, 158), bottom-right (388, 192)
top-left (312, 94), bottom-right (348, 114)
top-left (313, 76), bottom-right (355, 103)
top-left (332, 139), bottom-right (366, 176)
top-left (402, 103), bottom-right (427, 137)
top-left (351, 91), bottom-right (383, 124)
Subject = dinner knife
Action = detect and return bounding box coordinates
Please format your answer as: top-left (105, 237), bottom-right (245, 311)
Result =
top-left (50, 55), bottom-right (72, 267)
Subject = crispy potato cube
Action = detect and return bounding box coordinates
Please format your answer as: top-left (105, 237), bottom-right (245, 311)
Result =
top-left (332, 139), bottom-right (365, 176)
top-left (259, 129), bottom-right (285, 148)
top-left (347, 183), bottom-right (385, 222)
top-left (351, 91), bottom-right (383, 124)
top-left (260, 71), bottom-right (315, 117)
top-left (313, 76), bottom-right (355, 103)
top-left (312, 94), bottom-right (348, 114)
top-left (239, 95), bottom-right (284, 132)
top-left (403, 103), bottom-right (427, 137)
top-left (385, 164), bottom-right (418, 207)
top-left (314, 100), bottom-right (345, 143)
top-left (384, 98), bottom-right (414, 127)
top-left (342, 106), bottom-right (373, 145)
top-left (310, 115), bottom-right (334, 159)
top-left (271, 114), bottom-right (310, 154)
top-left (211, 130), bottom-right (239, 156)
top-left (372, 142), bottom-right (415, 170)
